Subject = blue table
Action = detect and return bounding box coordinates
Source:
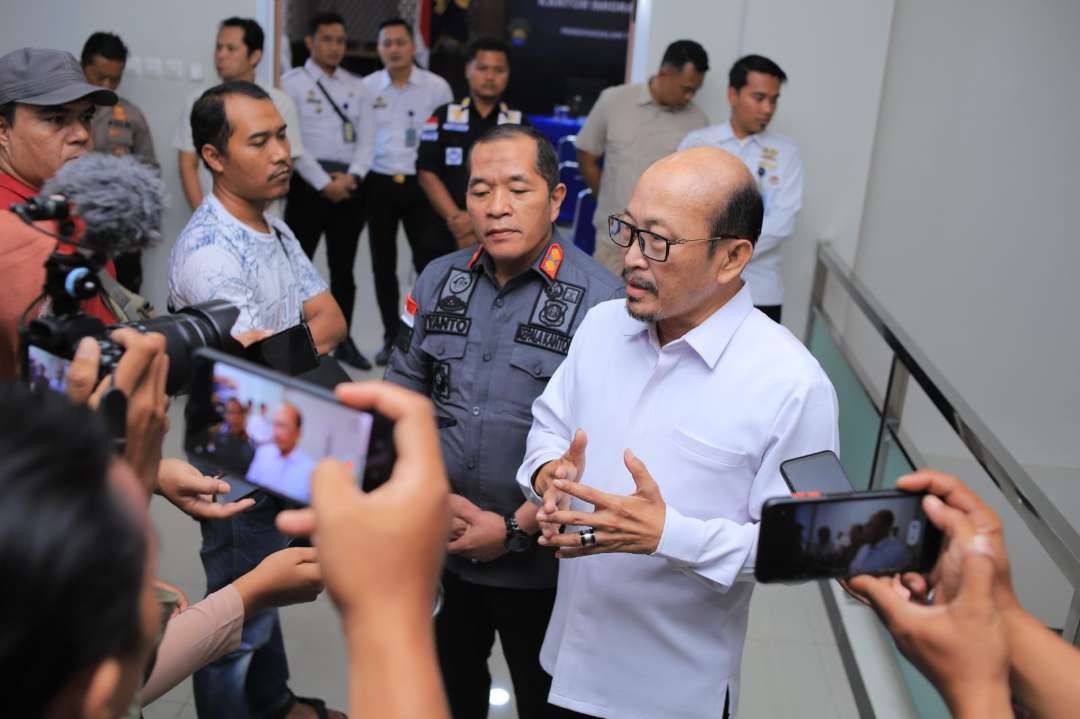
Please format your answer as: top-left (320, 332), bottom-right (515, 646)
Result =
top-left (528, 114), bottom-right (586, 150)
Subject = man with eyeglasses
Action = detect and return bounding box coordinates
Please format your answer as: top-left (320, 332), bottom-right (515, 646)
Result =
top-left (516, 146), bottom-right (839, 719)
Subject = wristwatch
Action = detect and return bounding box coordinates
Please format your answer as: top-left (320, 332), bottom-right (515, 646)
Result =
top-left (504, 514), bottom-right (532, 553)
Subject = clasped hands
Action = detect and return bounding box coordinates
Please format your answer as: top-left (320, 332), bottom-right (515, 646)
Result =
top-left (532, 429), bottom-right (667, 558)
top-left (322, 171), bottom-right (358, 203)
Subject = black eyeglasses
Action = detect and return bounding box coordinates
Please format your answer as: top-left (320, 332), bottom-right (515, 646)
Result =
top-left (607, 215), bottom-right (743, 262)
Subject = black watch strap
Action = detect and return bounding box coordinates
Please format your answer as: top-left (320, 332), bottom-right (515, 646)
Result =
top-left (504, 514), bottom-right (531, 552)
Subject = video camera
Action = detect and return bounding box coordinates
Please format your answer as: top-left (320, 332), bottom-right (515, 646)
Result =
top-left (14, 155), bottom-right (242, 395)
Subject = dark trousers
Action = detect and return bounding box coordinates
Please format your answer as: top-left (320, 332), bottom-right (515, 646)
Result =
top-left (192, 491), bottom-right (292, 718)
top-left (364, 171), bottom-right (443, 342)
top-left (114, 251), bottom-right (142, 294)
top-left (756, 304), bottom-right (782, 323)
top-left (285, 174), bottom-right (366, 327)
top-left (436, 570), bottom-right (556, 719)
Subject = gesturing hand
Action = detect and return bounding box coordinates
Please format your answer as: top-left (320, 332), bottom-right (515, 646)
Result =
top-left (537, 449), bottom-right (666, 558)
top-left (534, 429), bottom-right (588, 540)
top-left (156, 458), bottom-right (256, 520)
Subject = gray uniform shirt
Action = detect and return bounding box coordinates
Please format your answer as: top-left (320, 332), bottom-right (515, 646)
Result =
top-left (385, 234), bottom-right (623, 589)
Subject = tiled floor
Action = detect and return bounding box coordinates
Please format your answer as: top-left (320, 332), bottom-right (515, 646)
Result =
top-left (143, 227), bottom-right (861, 718)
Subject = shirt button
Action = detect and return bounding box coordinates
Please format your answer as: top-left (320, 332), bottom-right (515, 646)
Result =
top-left (467, 459), bottom-right (476, 469)
top-left (436, 345), bottom-right (445, 356)
top-left (495, 298), bottom-right (505, 307)
top-left (472, 406), bottom-right (481, 416)
top-left (482, 352), bottom-right (492, 362)
top-left (533, 364), bottom-right (543, 376)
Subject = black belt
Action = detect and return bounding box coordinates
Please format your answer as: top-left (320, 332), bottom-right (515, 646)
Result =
top-left (370, 171), bottom-right (415, 185)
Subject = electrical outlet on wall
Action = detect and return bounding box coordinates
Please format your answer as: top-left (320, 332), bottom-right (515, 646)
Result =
top-left (143, 57), bottom-right (163, 78)
top-left (189, 63), bottom-right (204, 82)
top-left (126, 56), bottom-right (143, 77)
top-left (165, 58), bottom-right (184, 80)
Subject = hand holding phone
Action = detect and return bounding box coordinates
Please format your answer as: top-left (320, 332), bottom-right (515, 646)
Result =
top-left (184, 350), bottom-right (393, 505)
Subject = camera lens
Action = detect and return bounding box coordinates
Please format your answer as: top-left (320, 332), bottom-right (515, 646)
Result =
top-left (123, 301), bottom-right (241, 394)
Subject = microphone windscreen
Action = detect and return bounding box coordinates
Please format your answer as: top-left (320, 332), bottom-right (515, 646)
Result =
top-left (41, 154), bottom-right (167, 256)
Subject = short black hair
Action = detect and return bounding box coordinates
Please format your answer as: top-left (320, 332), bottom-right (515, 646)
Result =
top-left (708, 180), bottom-right (763, 254)
top-left (220, 17), bottom-right (265, 56)
top-left (0, 384), bottom-right (146, 716)
top-left (466, 36), bottom-right (511, 64)
top-left (729, 54), bottom-right (787, 91)
top-left (80, 32), bottom-right (128, 66)
top-left (378, 17), bottom-right (414, 37)
top-left (468, 124), bottom-right (559, 194)
top-left (0, 102), bottom-right (14, 126)
top-left (191, 80), bottom-right (271, 168)
top-left (660, 40), bottom-right (709, 74)
top-left (308, 11), bottom-right (346, 36)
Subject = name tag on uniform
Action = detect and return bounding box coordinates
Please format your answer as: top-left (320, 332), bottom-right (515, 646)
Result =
top-left (405, 127), bottom-right (418, 147)
top-left (445, 147), bottom-right (463, 166)
top-left (497, 109), bottom-right (522, 125)
top-left (343, 121), bottom-right (356, 144)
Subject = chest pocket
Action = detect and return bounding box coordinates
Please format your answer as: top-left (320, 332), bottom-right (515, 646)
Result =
top-left (509, 344), bottom-right (564, 381)
top-left (418, 334), bottom-right (468, 362)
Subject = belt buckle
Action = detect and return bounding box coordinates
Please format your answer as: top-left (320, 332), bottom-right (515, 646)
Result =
top-left (392, 174), bottom-right (406, 184)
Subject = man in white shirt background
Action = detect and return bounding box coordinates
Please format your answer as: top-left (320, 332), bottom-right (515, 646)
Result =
top-left (360, 17), bottom-right (453, 366)
top-left (281, 11), bottom-right (376, 370)
top-left (246, 403), bottom-right (316, 503)
top-left (679, 54), bottom-right (802, 323)
top-left (173, 17), bottom-right (305, 218)
top-left (847, 509), bottom-right (912, 575)
top-left (517, 147), bottom-right (838, 719)
top-left (168, 80), bottom-right (346, 719)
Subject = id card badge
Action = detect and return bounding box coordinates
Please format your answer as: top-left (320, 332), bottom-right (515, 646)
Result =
top-left (343, 121), bottom-right (356, 144)
top-left (405, 126), bottom-right (418, 148)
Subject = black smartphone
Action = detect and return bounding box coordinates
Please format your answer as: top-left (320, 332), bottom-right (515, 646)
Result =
top-left (245, 323), bottom-right (319, 376)
top-left (184, 349), bottom-right (394, 505)
top-left (755, 490), bottom-right (944, 583)
top-left (780, 450), bottom-right (853, 495)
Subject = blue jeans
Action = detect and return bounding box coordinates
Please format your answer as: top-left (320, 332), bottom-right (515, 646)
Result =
top-left (192, 490), bottom-right (293, 719)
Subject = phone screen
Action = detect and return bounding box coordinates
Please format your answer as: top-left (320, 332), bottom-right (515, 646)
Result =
top-left (26, 345), bottom-right (72, 394)
top-left (755, 491), bottom-right (943, 582)
top-left (780, 450), bottom-right (853, 495)
top-left (185, 352), bottom-right (376, 504)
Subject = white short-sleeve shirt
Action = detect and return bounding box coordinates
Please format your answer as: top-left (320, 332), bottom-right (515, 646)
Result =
top-left (168, 194), bottom-right (327, 337)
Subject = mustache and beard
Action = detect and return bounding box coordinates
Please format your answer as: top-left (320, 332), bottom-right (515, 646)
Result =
top-left (622, 269), bottom-right (660, 322)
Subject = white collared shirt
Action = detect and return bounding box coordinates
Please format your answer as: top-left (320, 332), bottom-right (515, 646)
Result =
top-left (281, 58), bottom-right (375, 189)
top-left (246, 443), bottom-right (317, 503)
top-left (359, 67), bottom-right (453, 176)
top-left (679, 122), bottom-right (804, 305)
top-left (517, 286), bottom-right (838, 719)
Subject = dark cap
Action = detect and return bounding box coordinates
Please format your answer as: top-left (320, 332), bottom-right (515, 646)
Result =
top-left (0, 48), bottom-right (117, 107)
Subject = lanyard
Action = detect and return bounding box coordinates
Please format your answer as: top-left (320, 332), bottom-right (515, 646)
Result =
top-left (273, 227), bottom-right (305, 324)
top-left (304, 68), bottom-right (355, 142)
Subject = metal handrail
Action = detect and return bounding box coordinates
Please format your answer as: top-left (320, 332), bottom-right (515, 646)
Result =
top-left (809, 242), bottom-right (1080, 640)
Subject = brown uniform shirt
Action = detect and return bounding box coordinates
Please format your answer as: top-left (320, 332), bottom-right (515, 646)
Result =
top-left (91, 98), bottom-right (158, 168)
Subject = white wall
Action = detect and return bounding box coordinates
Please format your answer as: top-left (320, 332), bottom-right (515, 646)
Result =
top-left (630, 0), bottom-right (895, 334)
top-left (0, 0), bottom-right (272, 311)
top-left (853, 0), bottom-right (1080, 474)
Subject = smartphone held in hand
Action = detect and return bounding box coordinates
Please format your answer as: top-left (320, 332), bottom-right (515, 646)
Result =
top-left (184, 349), bottom-right (394, 504)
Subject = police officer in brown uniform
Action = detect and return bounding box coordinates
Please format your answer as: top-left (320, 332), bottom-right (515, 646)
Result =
top-left (81, 32), bottom-right (157, 292)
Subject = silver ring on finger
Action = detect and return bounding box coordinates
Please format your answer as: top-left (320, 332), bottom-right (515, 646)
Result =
top-left (579, 529), bottom-right (597, 547)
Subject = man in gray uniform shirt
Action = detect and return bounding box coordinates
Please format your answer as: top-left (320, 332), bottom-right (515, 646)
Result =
top-left (385, 124), bottom-right (621, 719)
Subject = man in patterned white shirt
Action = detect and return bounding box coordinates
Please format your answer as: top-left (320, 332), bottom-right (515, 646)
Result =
top-left (168, 80), bottom-right (346, 719)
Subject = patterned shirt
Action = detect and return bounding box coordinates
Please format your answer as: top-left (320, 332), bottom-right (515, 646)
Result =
top-left (168, 194), bottom-right (327, 337)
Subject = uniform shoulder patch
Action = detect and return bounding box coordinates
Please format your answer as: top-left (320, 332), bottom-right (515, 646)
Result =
top-left (540, 243), bottom-right (564, 280)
